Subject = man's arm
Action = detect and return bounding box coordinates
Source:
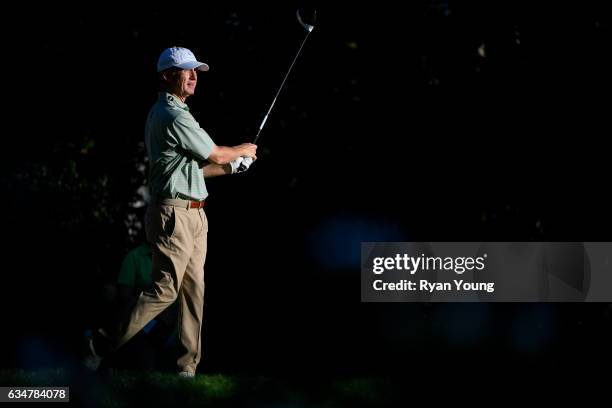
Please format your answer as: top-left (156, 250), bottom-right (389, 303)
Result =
top-left (172, 113), bottom-right (256, 164)
top-left (207, 144), bottom-right (257, 165)
top-left (202, 156), bottom-right (256, 178)
top-left (202, 163), bottom-right (232, 178)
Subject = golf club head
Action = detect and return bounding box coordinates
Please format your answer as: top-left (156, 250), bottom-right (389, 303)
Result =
top-left (297, 8), bottom-right (316, 32)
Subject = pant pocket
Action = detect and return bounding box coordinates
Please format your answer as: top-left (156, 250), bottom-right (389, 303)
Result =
top-left (160, 205), bottom-right (177, 239)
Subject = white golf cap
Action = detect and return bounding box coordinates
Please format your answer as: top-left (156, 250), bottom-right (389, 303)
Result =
top-left (157, 46), bottom-right (209, 73)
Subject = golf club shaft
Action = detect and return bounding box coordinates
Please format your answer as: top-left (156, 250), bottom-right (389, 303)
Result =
top-left (254, 28), bottom-right (313, 144)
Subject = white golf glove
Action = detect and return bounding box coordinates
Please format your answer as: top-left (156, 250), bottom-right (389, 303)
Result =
top-left (229, 156), bottom-right (254, 174)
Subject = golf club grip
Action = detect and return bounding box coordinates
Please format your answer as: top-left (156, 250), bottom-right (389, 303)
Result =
top-left (253, 115), bottom-right (268, 143)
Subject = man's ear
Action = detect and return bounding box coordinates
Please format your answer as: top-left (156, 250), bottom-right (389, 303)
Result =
top-left (161, 69), bottom-right (178, 83)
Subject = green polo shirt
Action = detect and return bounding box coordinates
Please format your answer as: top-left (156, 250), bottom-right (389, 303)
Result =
top-left (117, 243), bottom-right (153, 290)
top-left (145, 92), bottom-right (216, 201)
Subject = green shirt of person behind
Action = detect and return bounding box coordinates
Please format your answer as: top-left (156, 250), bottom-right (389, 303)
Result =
top-left (117, 242), bottom-right (177, 341)
top-left (117, 243), bottom-right (153, 290)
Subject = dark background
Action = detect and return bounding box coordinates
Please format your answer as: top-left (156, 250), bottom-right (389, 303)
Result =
top-left (1, 1), bottom-right (610, 379)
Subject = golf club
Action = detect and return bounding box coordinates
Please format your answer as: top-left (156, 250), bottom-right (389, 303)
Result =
top-left (237, 9), bottom-right (316, 172)
top-left (254, 9), bottom-right (316, 145)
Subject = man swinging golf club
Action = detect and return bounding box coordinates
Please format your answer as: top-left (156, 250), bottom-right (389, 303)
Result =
top-left (85, 9), bottom-right (315, 377)
top-left (84, 46), bottom-right (257, 377)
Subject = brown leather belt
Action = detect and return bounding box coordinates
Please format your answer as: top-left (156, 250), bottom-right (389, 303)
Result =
top-left (189, 200), bottom-right (205, 209)
top-left (154, 197), bottom-right (205, 209)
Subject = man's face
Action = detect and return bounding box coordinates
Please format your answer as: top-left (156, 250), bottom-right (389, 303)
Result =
top-left (167, 68), bottom-right (198, 100)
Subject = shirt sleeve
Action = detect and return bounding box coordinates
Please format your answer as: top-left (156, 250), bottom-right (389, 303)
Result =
top-left (171, 112), bottom-right (216, 161)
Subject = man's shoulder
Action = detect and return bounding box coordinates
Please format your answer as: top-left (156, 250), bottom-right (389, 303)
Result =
top-left (123, 242), bottom-right (150, 260)
top-left (132, 242), bottom-right (152, 256)
top-left (151, 100), bottom-right (187, 122)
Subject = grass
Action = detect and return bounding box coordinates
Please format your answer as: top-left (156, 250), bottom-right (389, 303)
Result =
top-left (0, 369), bottom-right (398, 407)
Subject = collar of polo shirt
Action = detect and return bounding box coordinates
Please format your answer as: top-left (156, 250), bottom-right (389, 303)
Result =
top-left (161, 92), bottom-right (189, 111)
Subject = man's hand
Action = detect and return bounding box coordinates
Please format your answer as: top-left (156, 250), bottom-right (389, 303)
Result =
top-left (236, 143), bottom-right (257, 159)
top-left (229, 156), bottom-right (254, 174)
top-left (238, 156), bottom-right (254, 172)
top-left (229, 157), bottom-right (244, 174)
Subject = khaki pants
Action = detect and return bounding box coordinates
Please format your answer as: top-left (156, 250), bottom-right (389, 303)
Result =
top-left (113, 199), bottom-right (207, 374)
